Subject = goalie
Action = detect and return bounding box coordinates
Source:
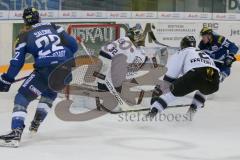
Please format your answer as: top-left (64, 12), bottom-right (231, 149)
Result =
top-left (96, 24), bottom-right (148, 93)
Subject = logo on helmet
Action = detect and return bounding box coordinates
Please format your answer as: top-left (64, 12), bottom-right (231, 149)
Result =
top-left (22, 7), bottom-right (40, 26)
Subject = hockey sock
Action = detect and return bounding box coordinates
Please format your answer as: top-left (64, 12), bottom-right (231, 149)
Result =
top-left (11, 93), bottom-right (30, 130)
top-left (151, 92), bottom-right (177, 111)
top-left (191, 91), bottom-right (206, 110)
top-left (33, 97), bottom-right (53, 123)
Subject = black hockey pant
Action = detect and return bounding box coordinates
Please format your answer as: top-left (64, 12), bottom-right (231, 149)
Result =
top-left (171, 67), bottom-right (220, 97)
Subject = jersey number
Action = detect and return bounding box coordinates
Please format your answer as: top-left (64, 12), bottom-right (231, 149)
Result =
top-left (104, 39), bottom-right (133, 55)
top-left (35, 35), bottom-right (64, 56)
top-left (199, 52), bottom-right (210, 60)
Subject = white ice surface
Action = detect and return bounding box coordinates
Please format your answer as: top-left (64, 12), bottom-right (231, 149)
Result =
top-left (0, 64), bottom-right (240, 160)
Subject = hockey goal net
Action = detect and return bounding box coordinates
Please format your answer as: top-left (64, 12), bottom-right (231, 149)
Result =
top-left (65, 23), bottom-right (120, 100)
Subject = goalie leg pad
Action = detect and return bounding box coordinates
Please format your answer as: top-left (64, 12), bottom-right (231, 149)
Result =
top-left (111, 54), bottom-right (128, 88)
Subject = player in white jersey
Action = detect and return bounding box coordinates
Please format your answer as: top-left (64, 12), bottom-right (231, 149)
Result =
top-left (148, 36), bottom-right (220, 117)
top-left (97, 24), bottom-right (147, 92)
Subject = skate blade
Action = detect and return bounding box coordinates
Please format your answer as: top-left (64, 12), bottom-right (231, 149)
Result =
top-left (0, 139), bottom-right (19, 148)
top-left (186, 110), bottom-right (197, 121)
top-left (29, 130), bottom-right (37, 138)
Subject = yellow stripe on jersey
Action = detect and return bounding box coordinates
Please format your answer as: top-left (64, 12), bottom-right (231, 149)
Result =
top-left (218, 36), bottom-right (224, 44)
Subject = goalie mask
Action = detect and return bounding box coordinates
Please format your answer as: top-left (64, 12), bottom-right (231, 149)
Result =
top-left (180, 36), bottom-right (196, 49)
top-left (22, 7), bottom-right (40, 26)
top-left (127, 24), bottom-right (145, 46)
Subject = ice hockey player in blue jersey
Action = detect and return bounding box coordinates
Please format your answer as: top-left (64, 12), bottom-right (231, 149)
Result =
top-left (198, 27), bottom-right (238, 81)
top-left (0, 7), bottom-right (78, 147)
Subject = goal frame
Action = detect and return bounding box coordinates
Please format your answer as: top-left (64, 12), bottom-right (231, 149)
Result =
top-left (65, 23), bottom-right (121, 99)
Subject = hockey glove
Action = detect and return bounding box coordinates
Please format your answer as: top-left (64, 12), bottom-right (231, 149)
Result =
top-left (0, 74), bottom-right (14, 92)
top-left (151, 84), bottom-right (163, 105)
top-left (224, 54), bottom-right (236, 67)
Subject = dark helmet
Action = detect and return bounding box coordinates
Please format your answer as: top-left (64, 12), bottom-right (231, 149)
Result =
top-left (180, 36), bottom-right (196, 49)
top-left (200, 27), bottom-right (213, 36)
top-left (126, 24), bottom-right (144, 45)
top-left (22, 7), bottom-right (40, 25)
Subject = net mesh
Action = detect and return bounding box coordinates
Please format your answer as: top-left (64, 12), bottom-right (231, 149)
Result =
top-left (71, 56), bottom-right (102, 86)
top-left (65, 24), bottom-right (120, 98)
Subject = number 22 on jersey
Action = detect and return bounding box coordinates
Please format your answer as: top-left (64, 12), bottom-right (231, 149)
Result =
top-left (35, 34), bottom-right (64, 57)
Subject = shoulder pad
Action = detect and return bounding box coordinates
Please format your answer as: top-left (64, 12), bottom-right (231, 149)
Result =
top-left (51, 23), bottom-right (64, 33)
top-left (32, 22), bottom-right (51, 28)
top-left (50, 23), bottom-right (58, 29)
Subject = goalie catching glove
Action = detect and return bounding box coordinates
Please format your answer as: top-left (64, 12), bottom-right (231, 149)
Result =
top-left (0, 74), bottom-right (14, 92)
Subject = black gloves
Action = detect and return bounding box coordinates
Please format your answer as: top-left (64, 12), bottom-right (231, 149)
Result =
top-left (151, 84), bottom-right (163, 105)
top-left (224, 54), bottom-right (236, 67)
top-left (0, 74), bottom-right (14, 92)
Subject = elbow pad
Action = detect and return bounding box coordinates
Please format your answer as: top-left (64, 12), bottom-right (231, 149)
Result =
top-left (60, 32), bottom-right (78, 53)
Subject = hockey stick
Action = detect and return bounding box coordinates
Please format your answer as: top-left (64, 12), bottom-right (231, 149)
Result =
top-left (13, 75), bottom-right (29, 83)
top-left (148, 31), bottom-right (180, 50)
top-left (214, 57), bottom-right (240, 64)
top-left (213, 59), bottom-right (224, 64)
top-left (98, 102), bottom-right (191, 114)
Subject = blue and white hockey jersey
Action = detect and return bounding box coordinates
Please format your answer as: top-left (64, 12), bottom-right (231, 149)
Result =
top-left (198, 33), bottom-right (238, 61)
top-left (6, 22), bottom-right (78, 80)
